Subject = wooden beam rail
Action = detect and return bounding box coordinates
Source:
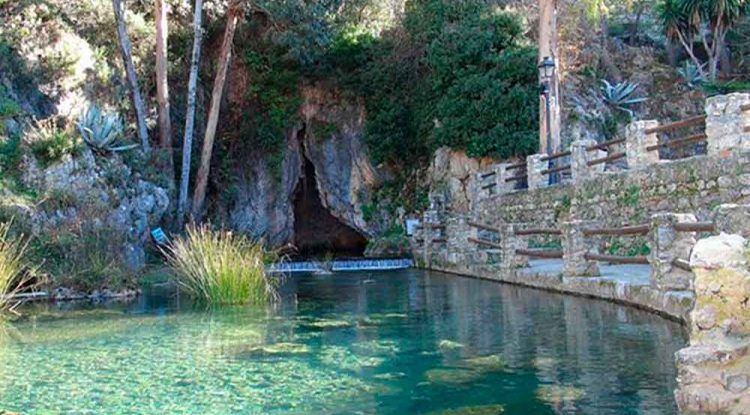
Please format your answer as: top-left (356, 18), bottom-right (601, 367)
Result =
top-left (468, 237), bottom-right (502, 249)
top-left (672, 258), bottom-right (692, 272)
top-left (468, 222), bottom-right (500, 233)
top-left (505, 174), bottom-right (527, 182)
top-left (480, 171), bottom-right (497, 179)
top-left (673, 222), bottom-right (715, 233)
top-left (586, 137), bottom-right (625, 152)
top-left (541, 164), bottom-right (571, 176)
top-left (516, 249), bottom-right (563, 259)
top-left (587, 152), bottom-right (625, 167)
top-left (540, 150), bottom-right (571, 162)
top-left (515, 228), bottom-right (562, 236)
top-left (646, 133), bottom-right (707, 152)
top-left (645, 115), bottom-right (706, 135)
top-left (432, 239), bottom-right (447, 244)
top-left (482, 183), bottom-right (497, 190)
top-left (507, 162), bottom-right (527, 171)
top-left (584, 253), bottom-right (649, 264)
top-left (583, 224), bottom-right (650, 237)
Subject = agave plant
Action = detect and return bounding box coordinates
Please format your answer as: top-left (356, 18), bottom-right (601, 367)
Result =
top-left (76, 105), bottom-right (137, 153)
top-left (677, 61), bottom-right (705, 87)
top-left (600, 80), bottom-right (648, 116)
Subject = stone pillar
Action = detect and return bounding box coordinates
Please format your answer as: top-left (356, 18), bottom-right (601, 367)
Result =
top-left (648, 213), bottom-right (697, 291)
top-left (625, 120), bottom-right (659, 170)
top-left (500, 223), bottom-right (527, 274)
top-left (495, 163), bottom-right (516, 194)
top-left (714, 204), bottom-right (750, 237)
top-left (675, 233), bottom-right (750, 414)
top-left (570, 139), bottom-right (605, 183)
top-left (562, 220), bottom-right (599, 277)
top-left (526, 154), bottom-right (546, 190)
top-left (706, 92), bottom-right (750, 157)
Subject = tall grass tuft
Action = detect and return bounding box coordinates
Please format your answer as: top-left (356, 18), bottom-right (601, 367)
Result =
top-left (164, 224), bottom-right (278, 306)
top-left (0, 222), bottom-right (31, 317)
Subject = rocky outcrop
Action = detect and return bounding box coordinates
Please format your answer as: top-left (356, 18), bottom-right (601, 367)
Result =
top-left (227, 84), bottom-right (379, 249)
top-left (425, 147), bottom-right (494, 214)
top-left (13, 148), bottom-right (169, 270)
top-left (675, 234), bottom-right (750, 414)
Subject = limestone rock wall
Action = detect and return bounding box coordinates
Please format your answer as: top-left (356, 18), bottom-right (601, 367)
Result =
top-left (675, 234), bottom-right (750, 414)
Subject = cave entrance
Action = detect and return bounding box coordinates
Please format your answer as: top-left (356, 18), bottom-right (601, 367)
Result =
top-left (293, 133), bottom-right (368, 258)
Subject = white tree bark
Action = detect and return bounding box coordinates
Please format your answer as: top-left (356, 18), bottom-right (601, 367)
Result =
top-left (178, 0), bottom-right (204, 226)
top-left (112, 0), bottom-right (150, 153)
top-left (191, 1), bottom-right (242, 220)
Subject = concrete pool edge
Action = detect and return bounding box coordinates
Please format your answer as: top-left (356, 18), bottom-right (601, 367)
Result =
top-left (420, 261), bottom-right (694, 324)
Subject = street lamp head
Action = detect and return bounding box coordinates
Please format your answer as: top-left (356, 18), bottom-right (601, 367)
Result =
top-left (538, 56), bottom-right (555, 79)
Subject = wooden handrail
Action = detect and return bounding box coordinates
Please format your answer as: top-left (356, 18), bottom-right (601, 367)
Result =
top-left (432, 239), bottom-right (447, 244)
top-left (515, 228), bottom-right (562, 236)
top-left (540, 150), bottom-right (572, 162)
top-left (505, 174), bottom-right (527, 182)
top-left (516, 249), bottom-right (563, 259)
top-left (583, 224), bottom-right (650, 237)
top-left (584, 253), bottom-right (649, 264)
top-left (468, 237), bottom-right (502, 249)
top-left (672, 258), bottom-right (692, 272)
top-left (586, 137), bottom-right (625, 152)
top-left (507, 162), bottom-right (527, 171)
top-left (480, 171), bottom-right (497, 179)
top-left (482, 183), bottom-right (497, 190)
top-left (468, 222), bottom-right (500, 232)
top-left (673, 222), bottom-right (715, 233)
top-left (541, 164), bottom-right (571, 176)
top-left (587, 152), bottom-right (625, 167)
top-left (646, 133), bottom-right (707, 152)
top-left (645, 115), bottom-right (706, 135)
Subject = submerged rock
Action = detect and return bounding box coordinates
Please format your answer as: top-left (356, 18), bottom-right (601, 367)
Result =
top-left (536, 384), bottom-right (585, 405)
top-left (236, 342), bottom-right (311, 356)
top-left (373, 372), bottom-right (406, 380)
top-left (438, 340), bottom-right (465, 351)
top-left (423, 404), bottom-right (505, 415)
top-left (299, 319), bottom-right (353, 330)
top-left (424, 368), bottom-right (481, 385)
top-left (460, 354), bottom-right (505, 372)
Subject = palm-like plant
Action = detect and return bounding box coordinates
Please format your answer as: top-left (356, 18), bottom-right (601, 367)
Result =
top-left (600, 80), bottom-right (647, 116)
top-left (76, 105), bottom-right (137, 153)
top-left (678, 61), bottom-right (705, 87)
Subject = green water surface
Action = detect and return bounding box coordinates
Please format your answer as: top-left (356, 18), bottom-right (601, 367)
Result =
top-left (0, 269), bottom-right (686, 414)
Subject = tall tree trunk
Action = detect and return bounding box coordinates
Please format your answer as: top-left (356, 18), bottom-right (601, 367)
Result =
top-left (155, 0), bottom-right (173, 172)
top-left (112, 0), bottom-right (150, 153)
top-left (538, 0), bottom-right (561, 156)
top-left (191, 1), bottom-right (242, 220)
top-left (177, 0), bottom-right (204, 227)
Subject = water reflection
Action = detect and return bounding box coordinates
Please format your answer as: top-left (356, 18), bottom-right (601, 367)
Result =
top-left (0, 270), bottom-right (685, 414)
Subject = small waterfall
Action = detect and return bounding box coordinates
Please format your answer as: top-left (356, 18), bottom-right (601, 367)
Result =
top-left (268, 259), bottom-right (413, 274)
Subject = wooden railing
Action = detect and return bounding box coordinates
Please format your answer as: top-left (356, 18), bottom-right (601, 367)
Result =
top-left (646, 115), bottom-right (707, 156)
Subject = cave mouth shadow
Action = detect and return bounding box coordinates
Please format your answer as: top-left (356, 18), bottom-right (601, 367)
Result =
top-left (292, 135), bottom-right (368, 259)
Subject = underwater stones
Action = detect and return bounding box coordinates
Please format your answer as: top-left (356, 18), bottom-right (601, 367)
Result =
top-left (238, 343), bottom-right (311, 356)
top-left (423, 404), bottom-right (505, 415)
top-left (299, 318), bottom-right (353, 330)
top-left (536, 384), bottom-right (586, 405)
top-left (373, 372), bottom-right (406, 380)
top-left (424, 368), bottom-right (481, 385)
top-left (460, 354), bottom-right (505, 372)
top-left (320, 346), bottom-right (386, 372)
top-left (351, 340), bottom-right (400, 356)
top-left (438, 340), bottom-right (464, 351)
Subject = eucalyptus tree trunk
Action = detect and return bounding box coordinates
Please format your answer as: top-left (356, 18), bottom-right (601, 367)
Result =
top-left (177, 0), bottom-right (204, 227)
top-left (155, 0), bottom-right (173, 172)
top-left (191, 1), bottom-right (242, 220)
top-left (112, 0), bottom-right (150, 153)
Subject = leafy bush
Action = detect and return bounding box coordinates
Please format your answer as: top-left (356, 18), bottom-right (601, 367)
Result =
top-left (0, 222), bottom-right (32, 317)
top-left (77, 105), bottom-right (136, 153)
top-left (600, 80), bottom-right (647, 116)
top-left (164, 224), bottom-right (278, 306)
top-left (26, 118), bottom-right (81, 166)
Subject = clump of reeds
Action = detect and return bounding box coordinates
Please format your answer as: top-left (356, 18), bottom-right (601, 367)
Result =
top-left (0, 222), bottom-right (31, 317)
top-left (164, 224), bottom-right (278, 306)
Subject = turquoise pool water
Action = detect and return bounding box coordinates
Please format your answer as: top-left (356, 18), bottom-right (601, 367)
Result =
top-left (0, 269), bottom-right (686, 414)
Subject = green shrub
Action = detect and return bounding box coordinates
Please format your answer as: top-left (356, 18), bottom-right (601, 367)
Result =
top-left (0, 222), bottom-right (31, 317)
top-left (77, 104), bottom-right (136, 153)
top-left (26, 118), bottom-right (81, 166)
top-left (164, 224), bottom-right (278, 306)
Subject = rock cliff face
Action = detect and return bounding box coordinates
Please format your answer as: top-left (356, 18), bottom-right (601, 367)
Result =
top-left (425, 147), bottom-right (494, 214)
top-left (227, 84), bottom-right (379, 254)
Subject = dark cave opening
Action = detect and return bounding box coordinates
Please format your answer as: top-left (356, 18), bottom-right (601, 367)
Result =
top-left (293, 134), bottom-right (368, 258)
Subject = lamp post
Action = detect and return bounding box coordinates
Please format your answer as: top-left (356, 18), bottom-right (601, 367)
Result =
top-left (538, 56), bottom-right (557, 185)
